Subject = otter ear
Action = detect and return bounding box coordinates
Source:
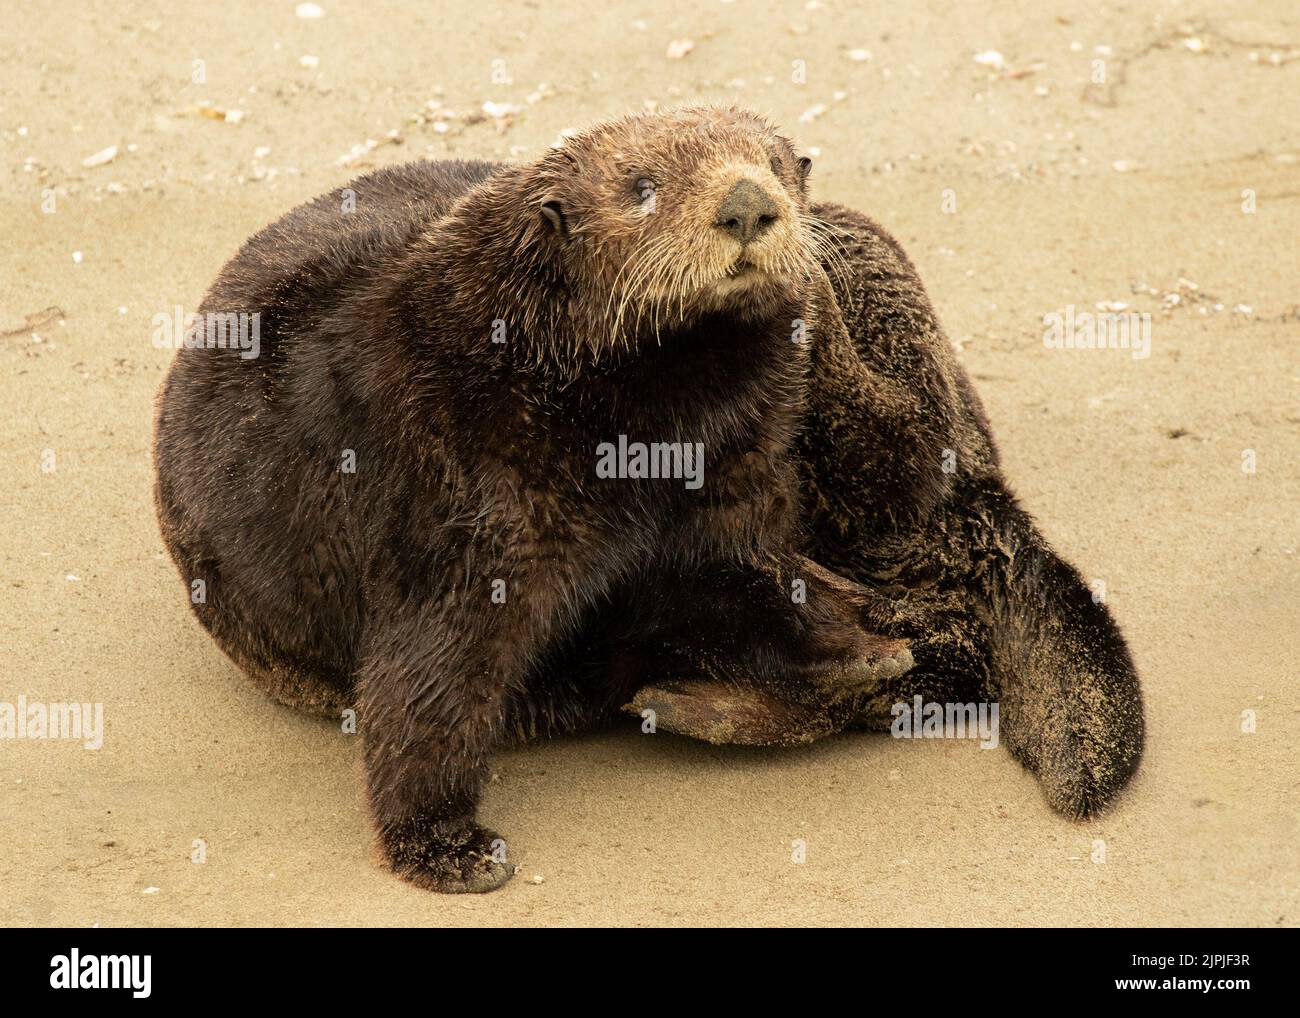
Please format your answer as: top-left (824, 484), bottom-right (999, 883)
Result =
top-left (796, 156), bottom-right (813, 182)
top-left (540, 199), bottom-right (567, 237)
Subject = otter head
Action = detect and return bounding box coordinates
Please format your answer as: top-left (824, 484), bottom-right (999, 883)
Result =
top-left (528, 106), bottom-right (819, 350)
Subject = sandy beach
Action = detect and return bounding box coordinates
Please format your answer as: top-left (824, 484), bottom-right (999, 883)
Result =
top-left (2, 0), bottom-right (1297, 926)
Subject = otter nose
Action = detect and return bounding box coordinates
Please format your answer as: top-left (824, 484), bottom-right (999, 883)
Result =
top-left (714, 180), bottom-right (779, 244)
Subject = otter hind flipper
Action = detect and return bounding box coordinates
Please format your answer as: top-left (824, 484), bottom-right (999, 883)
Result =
top-left (800, 202), bottom-right (1144, 817)
top-left (624, 635), bottom-right (915, 748)
top-left (625, 680), bottom-right (841, 747)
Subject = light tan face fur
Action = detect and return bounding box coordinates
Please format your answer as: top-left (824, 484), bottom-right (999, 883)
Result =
top-left (536, 108), bottom-right (819, 333)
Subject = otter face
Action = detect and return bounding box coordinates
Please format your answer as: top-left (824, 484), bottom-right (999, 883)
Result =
top-left (533, 107), bottom-right (820, 336)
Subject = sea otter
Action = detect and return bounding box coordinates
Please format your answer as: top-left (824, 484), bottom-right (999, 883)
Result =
top-left (154, 106), bottom-right (1143, 893)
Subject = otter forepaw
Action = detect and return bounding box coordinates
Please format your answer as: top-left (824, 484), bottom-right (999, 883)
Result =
top-left (385, 820), bottom-right (516, 894)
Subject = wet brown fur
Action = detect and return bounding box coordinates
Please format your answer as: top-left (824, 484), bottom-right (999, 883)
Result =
top-left (154, 106), bottom-right (1143, 893)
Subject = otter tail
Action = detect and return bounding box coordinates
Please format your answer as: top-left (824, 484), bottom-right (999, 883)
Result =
top-left (967, 479), bottom-right (1145, 818)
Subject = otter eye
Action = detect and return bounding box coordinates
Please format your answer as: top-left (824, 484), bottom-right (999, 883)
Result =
top-left (633, 177), bottom-right (656, 203)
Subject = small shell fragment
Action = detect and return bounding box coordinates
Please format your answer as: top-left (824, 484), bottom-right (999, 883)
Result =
top-left (82, 145), bottom-right (118, 168)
